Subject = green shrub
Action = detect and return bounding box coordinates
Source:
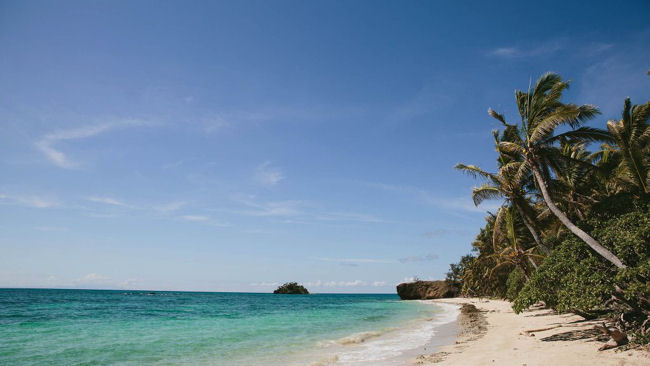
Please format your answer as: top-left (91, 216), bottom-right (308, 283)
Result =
top-left (513, 203), bottom-right (650, 316)
top-left (505, 268), bottom-right (526, 301)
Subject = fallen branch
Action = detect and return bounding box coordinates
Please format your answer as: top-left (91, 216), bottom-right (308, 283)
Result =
top-left (520, 325), bottom-right (562, 336)
top-left (594, 322), bottom-right (628, 351)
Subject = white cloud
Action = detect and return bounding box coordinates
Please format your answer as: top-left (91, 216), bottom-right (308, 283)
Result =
top-left (250, 280), bottom-right (388, 289)
top-left (74, 273), bottom-right (111, 284)
top-left (232, 196), bottom-right (303, 217)
top-left (203, 115), bottom-right (230, 134)
top-left (178, 215), bottom-right (231, 227)
top-left (366, 182), bottom-right (502, 213)
top-left (315, 211), bottom-right (383, 223)
top-left (35, 118), bottom-right (153, 168)
top-left (228, 195), bottom-right (383, 226)
top-left (154, 201), bottom-right (186, 213)
top-left (255, 161), bottom-right (285, 186)
top-left (398, 253), bottom-right (438, 263)
top-left (487, 40), bottom-right (563, 58)
top-left (315, 257), bottom-right (393, 264)
top-left (249, 282), bottom-right (280, 287)
top-left (119, 278), bottom-right (138, 289)
top-left (87, 196), bottom-right (132, 207)
top-left (179, 215), bottom-right (210, 222)
top-left (0, 193), bottom-right (58, 208)
top-left (324, 280), bottom-right (366, 287)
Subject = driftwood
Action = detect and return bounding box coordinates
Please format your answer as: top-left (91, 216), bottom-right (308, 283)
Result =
top-left (594, 322), bottom-right (628, 351)
top-left (520, 325), bottom-right (562, 336)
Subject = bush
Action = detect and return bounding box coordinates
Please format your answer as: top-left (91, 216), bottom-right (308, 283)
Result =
top-left (506, 268), bottom-right (526, 301)
top-left (513, 202), bottom-right (650, 317)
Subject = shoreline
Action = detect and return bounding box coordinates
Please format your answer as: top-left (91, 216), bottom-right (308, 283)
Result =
top-left (302, 301), bottom-right (461, 365)
top-left (414, 298), bottom-right (649, 366)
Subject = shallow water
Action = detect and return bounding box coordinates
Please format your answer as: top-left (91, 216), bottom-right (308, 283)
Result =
top-left (0, 289), bottom-right (458, 365)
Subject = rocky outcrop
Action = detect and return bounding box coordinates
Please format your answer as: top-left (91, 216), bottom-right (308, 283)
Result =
top-left (396, 280), bottom-right (456, 300)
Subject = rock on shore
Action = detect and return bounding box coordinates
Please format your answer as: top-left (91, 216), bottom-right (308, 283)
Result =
top-left (396, 280), bottom-right (456, 300)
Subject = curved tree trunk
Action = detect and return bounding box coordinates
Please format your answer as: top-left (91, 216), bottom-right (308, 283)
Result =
top-left (530, 162), bottom-right (627, 269)
top-left (514, 203), bottom-right (550, 255)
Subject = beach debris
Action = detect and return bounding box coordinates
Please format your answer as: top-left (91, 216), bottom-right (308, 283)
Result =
top-left (520, 325), bottom-right (562, 336)
top-left (594, 322), bottom-right (628, 351)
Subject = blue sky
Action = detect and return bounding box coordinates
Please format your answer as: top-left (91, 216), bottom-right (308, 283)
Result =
top-left (1, 0), bottom-right (648, 293)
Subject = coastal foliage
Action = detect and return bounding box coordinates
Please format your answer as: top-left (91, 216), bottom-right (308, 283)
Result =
top-left (448, 72), bottom-right (650, 342)
top-left (273, 282), bottom-right (310, 294)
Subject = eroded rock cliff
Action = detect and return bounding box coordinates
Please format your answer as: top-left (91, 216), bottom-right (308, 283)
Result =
top-left (396, 280), bottom-right (456, 300)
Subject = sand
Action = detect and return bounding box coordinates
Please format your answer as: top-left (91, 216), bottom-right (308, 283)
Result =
top-left (413, 298), bottom-right (649, 366)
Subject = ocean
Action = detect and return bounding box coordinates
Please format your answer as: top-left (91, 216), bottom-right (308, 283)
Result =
top-left (0, 289), bottom-right (459, 365)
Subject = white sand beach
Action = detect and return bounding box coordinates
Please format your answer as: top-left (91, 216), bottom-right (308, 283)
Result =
top-left (415, 298), bottom-right (649, 366)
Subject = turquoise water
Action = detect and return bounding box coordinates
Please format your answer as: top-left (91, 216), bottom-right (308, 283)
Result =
top-left (0, 289), bottom-right (456, 365)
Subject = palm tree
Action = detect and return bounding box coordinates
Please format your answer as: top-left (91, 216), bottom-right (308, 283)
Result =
top-left (600, 98), bottom-right (650, 195)
top-left (489, 206), bottom-right (543, 280)
top-left (490, 72), bottom-right (626, 269)
top-left (456, 132), bottom-right (550, 254)
top-left (548, 140), bottom-right (602, 221)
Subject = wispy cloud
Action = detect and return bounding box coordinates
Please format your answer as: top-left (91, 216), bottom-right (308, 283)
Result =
top-left (255, 161), bottom-right (285, 186)
top-left (488, 40), bottom-right (563, 59)
top-left (422, 228), bottom-right (471, 238)
top-left (577, 31), bottom-right (650, 116)
top-left (73, 273), bottom-right (111, 285)
top-left (314, 257), bottom-right (393, 265)
top-left (366, 182), bottom-right (501, 213)
top-left (230, 196), bottom-right (304, 217)
top-left (154, 201), bottom-right (186, 213)
top-left (227, 195), bottom-right (383, 225)
top-left (423, 229), bottom-right (447, 238)
top-left (325, 280), bottom-right (365, 287)
top-left (178, 214), bottom-right (231, 227)
top-left (249, 281), bottom-right (280, 287)
top-left (0, 193), bottom-right (59, 208)
top-left (398, 253), bottom-right (438, 263)
top-left (250, 279), bottom-right (388, 289)
top-left (179, 215), bottom-right (210, 222)
top-left (86, 196), bottom-right (132, 207)
top-left (315, 211), bottom-right (383, 223)
top-left (35, 118), bottom-right (154, 168)
top-left (119, 278), bottom-right (138, 289)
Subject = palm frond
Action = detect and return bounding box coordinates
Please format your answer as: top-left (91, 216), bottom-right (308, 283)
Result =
top-left (472, 184), bottom-right (503, 206)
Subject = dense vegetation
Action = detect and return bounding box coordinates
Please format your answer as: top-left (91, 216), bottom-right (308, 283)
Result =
top-left (447, 72), bottom-right (650, 343)
top-left (273, 282), bottom-right (310, 294)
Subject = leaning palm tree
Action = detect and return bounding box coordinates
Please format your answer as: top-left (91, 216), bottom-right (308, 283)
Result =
top-left (490, 72), bottom-right (626, 268)
top-left (599, 98), bottom-right (650, 195)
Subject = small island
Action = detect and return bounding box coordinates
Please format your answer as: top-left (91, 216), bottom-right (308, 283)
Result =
top-left (273, 282), bottom-right (309, 294)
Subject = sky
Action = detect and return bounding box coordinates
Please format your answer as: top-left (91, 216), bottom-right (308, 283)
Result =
top-left (0, 0), bottom-right (648, 293)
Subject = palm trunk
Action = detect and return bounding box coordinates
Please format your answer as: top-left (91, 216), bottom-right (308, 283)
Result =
top-left (514, 203), bottom-right (550, 255)
top-left (519, 264), bottom-right (530, 281)
top-left (530, 162), bottom-right (626, 269)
